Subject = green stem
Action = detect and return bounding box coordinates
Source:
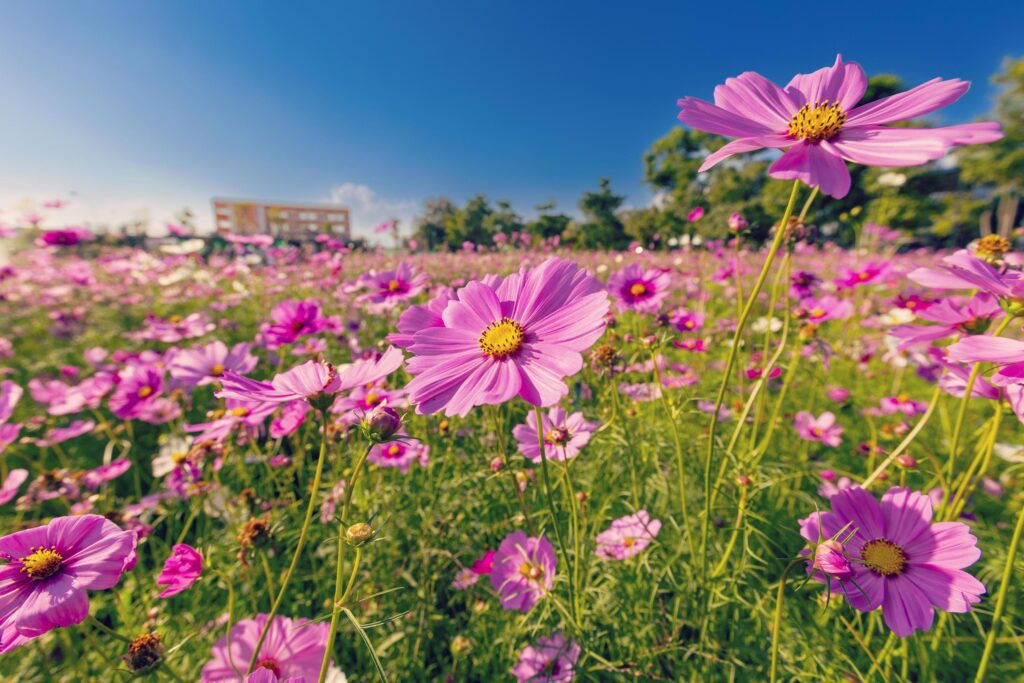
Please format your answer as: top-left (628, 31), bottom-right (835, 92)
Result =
top-left (769, 559), bottom-right (802, 683)
top-left (319, 441), bottom-right (373, 683)
top-left (945, 315), bottom-right (1014, 482)
top-left (862, 384), bottom-right (942, 489)
top-left (974, 497), bottom-right (1024, 682)
top-left (701, 179), bottom-right (801, 583)
top-left (246, 408), bottom-right (332, 674)
top-left (533, 404), bottom-right (579, 630)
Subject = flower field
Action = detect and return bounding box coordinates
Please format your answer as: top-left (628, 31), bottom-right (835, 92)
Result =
top-left (2, 56), bottom-right (1023, 682)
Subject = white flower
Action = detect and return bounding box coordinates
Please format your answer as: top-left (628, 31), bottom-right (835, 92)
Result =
top-left (752, 316), bottom-right (783, 333)
top-left (878, 307), bottom-right (915, 326)
top-left (160, 238), bottom-right (205, 255)
top-left (878, 172), bottom-right (907, 188)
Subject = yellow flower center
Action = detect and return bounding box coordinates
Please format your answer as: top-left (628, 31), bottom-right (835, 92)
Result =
top-left (256, 659), bottom-right (282, 676)
top-left (861, 538), bottom-right (907, 576)
top-left (20, 546), bottom-right (64, 580)
top-left (896, 394), bottom-right (910, 403)
top-left (387, 444), bottom-right (402, 457)
top-left (809, 307), bottom-right (826, 318)
top-left (229, 407), bottom-right (250, 417)
top-left (976, 235), bottom-right (1011, 262)
top-left (479, 318), bottom-right (525, 359)
top-left (629, 282), bottom-right (648, 297)
top-left (137, 386), bottom-right (153, 399)
top-left (387, 279), bottom-right (403, 292)
top-left (169, 315), bottom-right (182, 324)
top-left (518, 561), bottom-right (544, 581)
top-left (788, 100), bottom-right (846, 142)
top-left (545, 428), bottom-right (568, 445)
top-left (623, 537), bottom-right (636, 548)
top-left (171, 451), bottom-right (188, 465)
top-left (364, 392), bottom-right (381, 407)
top-left (210, 363), bottom-right (225, 377)
top-left (684, 320), bottom-right (694, 329)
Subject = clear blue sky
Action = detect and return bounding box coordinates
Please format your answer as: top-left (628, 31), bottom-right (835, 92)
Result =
top-left (0, 1), bottom-right (1019, 236)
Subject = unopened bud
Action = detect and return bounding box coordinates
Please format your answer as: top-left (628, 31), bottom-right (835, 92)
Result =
top-left (346, 522), bottom-right (374, 545)
top-left (489, 456), bottom-right (504, 472)
top-left (361, 406), bottom-right (401, 442)
top-left (896, 454), bottom-right (918, 469)
top-left (735, 475), bottom-right (752, 487)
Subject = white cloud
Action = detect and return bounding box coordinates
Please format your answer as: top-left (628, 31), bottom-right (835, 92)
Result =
top-left (325, 183), bottom-right (419, 241)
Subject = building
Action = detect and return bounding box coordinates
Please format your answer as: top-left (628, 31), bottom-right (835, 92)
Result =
top-left (211, 198), bottom-right (351, 241)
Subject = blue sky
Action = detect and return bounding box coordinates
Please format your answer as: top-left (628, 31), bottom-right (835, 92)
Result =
top-left (0, 1), bottom-right (1020, 237)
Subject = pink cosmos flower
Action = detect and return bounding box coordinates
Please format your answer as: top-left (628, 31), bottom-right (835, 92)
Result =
top-left (367, 436), bottom-right (429, 474)
top-left (511, 632), bottom-right (580, 683)
top-left (677, 55), bottom-right (1002, 198)
top-left (908, 250), bottom-right (1024, 300)
top-left (218, 347), bottom-right (404, 408)
top-left (108, 363), bottom-right (164, 420)
top-left (889, 293), bottom-right (1001, 349)
top-left (818, 470), bottom-right (853, 499)
top-left (451, 568), bottom-right (478, 590)
top-left (607, 263), bottom-right (670, 314)
top-left (947, 336), bottom-right (1024, 422)
top-left (405, 258), bottom-right (609, 417)
top-left (169, 340), bottom-right (258, 388)
top-left (879, 394), bottom-right (928, 416)
top-left (357, 261), bottom-right (428, 307)
top-left (131, 312), bottom-right (215, 343)
top-left (825, 386), bottom-right (850, 403)
top-left (835, 262), bottom-right (889, 289)
top-left (595, 510), bottom-right (662, 561)
top-left (0, 514), bottom-right (137, 653)
top-left (260, 300), bottom-right (326, 350)
top-left (157, 544), bottom-right (203, 598)
top-left (686, 207), bottom-right (704, 222)
top-left (34, 419), bottom-right (95, 448)
top-left (490, 531), bottom-right (556, 613)
top-left (0, 469), bottom-right (28, 506)
top-left (0, 381), bottom-right (21, 425)
top-left (81, 458), bottom-right (132, 490)
top-left (269, 400), bottom-right (309, 438)
top-left (511, 406), bottom-right (599, 463)
top-left (799, 487), bottom-right (985, 637)
top-left (797, 295), bottom-right (854, 323)
top-left (794, 411), bottom-right (843, 447)
top-left (200, 614), bottom-right (329, 682)
top-left (671, 309), bottom-right (704, 333)
top-left (470, 550), bottom-right (495, 575)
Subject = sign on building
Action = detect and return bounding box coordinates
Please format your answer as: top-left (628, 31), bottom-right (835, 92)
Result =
top-left (211, 198), bottom-right (351, 241)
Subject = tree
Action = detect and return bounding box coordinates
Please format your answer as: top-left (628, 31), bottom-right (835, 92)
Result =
top-left (412, 197), bottom-right (457, 251)
top-left (959, 56), bottom-right (1024, 193)
top-left (571, 178), bottom-right (628, 249)
top-left (525, 200), bottom-right (572, 241)
top-left (444, 194), bottom-right (494, 249)
top-left (484, 200), bottom-right (524, 240)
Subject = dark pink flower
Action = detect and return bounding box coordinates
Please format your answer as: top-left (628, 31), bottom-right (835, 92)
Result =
top-left (157, 544), bottom-right (203, 598)
top-left (608, 264), bottom-right (670, 314)
top-left (169, 340), bottom-right (258, 388)
top-left (794, 411), bottom-right (843, 447)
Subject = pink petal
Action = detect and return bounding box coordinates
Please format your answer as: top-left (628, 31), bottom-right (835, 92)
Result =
top-left (713, 71), bottom-right (799, 129)
top-left (828, 127), bottom-right (950, 167)
top-left (880, 487), bottom-right (933, 547)
top-left (769, 142), bottom-right (851, 199)
top-left (697, 135), bottom-right (792, 173)
top-left (677, 96), bottom-right (776, 137)
top-left (909, 565), bottom-right (985, 613)
top-left (846, 78), bottom-right (970, 126)
top-left (784, 55), bottom-right (867, 111)
top-left (15, 574), bottom-right (89, 637)
top-left (947, 336), bottom-right (1024, 364)
top-left (882, 576), bottom-right (935, 637)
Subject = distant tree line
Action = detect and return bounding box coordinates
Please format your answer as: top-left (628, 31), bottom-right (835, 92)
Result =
top-left (412, 57), bottom-right (1023, 251)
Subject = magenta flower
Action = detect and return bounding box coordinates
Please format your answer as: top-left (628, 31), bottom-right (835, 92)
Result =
top-left (889, 293), bottom-right (1001, 349)
top-left (607, 263), bottom-right (670, 314)
top-left (686, 207), bottom-right (704, 222)
top-left (169, 340), bottom-right (258, 388)
top-left (388, 289), bottom-right (455, 349)
top-left (490, 531), bottom-right (556, 613)
top-left (470, 550), bottom-right (495, 575)
top-left (108, 363), bottom-right (164, 420)
top-left (797, 295), bottom-right (853, 323)
top-left (200, 614), bottom-right (329, 682)
top-left (677, 55), bottom-right (1002, 198)
top-left (0, 514), bottom-right (137, 653)
top-left (357, 261), bottom-right (428, 307)
top-left (511, 406), bottom-right (599, 463)
top-left (405, 258), bottom-right (608, 416)
top-left (0, 380), bottom-right (21, 425)
top-left (218, 347), bottom-right (404, 408)
top-left (834, 262), bottom-right (889, 289)
top-left (595, 510), bottom-right (662, 561)
top-left (794, 411), bottom-right (843, 447)
top-left (81, 458), bottom-right (132, 490)
top-left (367, 436), bottom-right (429, 474)
top-left (157, 544), bottom-right (203, 598)
top-left (131, 312), bottom-right (215, 343)
top-left (799, 487), bottom-right (985, 637)
top-left (908, 250), bottom-right (1024, 300)
top-left (260, 299), bottom-right (327, 349)
top-left (947, 336), bottom-right (1024, 422)
top-left (34, 419), bottom-right (95, 448)
top-left (879, 394), bottom-right (928, 416)
top-left (0, 469), bottom-right (28, 506)
top-left (671, 309), bottom-right (704, 332)
top-left (511, 632), bottom-right (580, 683)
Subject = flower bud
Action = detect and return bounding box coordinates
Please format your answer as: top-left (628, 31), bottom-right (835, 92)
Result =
top-left (489, 456), bottom-right (504, 472)
top-left (896, 454), bottom-right (918, 469)
top-left (735, 475), bottom-right (752, 487)
top-left (346, 522), bottom-right (374, 545)
top-left (361, 406), bottom-right (401, 442)
top-left (728, 212), bottom-right (748, 233)
top-left (813, 539), bottom-right (853, 581)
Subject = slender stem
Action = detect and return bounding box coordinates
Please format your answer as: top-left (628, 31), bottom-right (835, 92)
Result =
top-left (653, 350), bottom-right (694, 554)
top-left (85, 614), bottom-right (131, 643)
top-left (769, 559), bottom-right (802, 683)
top-left (701, 179), bottom-right (802, 583)
top-left (862, 384), bottom-right (942, 488)
top-left (533, 404), bottom-right (579, 629)
top-left (945, 316), bottom-right (1014, 481)
top-left (974, 498), bottom-right (1024, 682)
top-left (319, 442), bottom-right (373, 683)
top-left (710, 485), bottom-right (747, 578)
top-left (247, 408), bottom-right (331, 674)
